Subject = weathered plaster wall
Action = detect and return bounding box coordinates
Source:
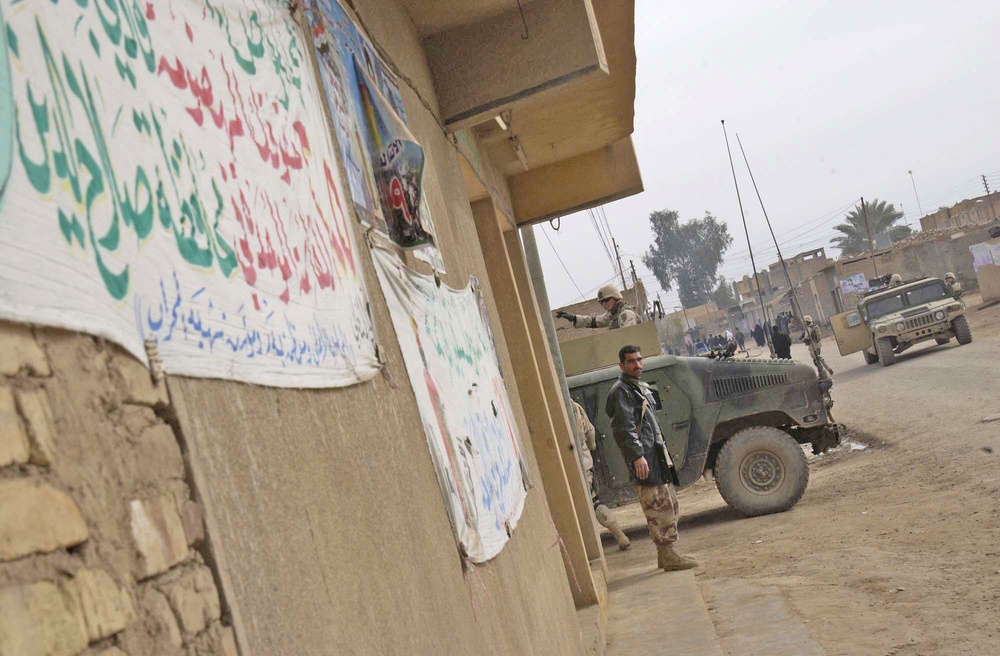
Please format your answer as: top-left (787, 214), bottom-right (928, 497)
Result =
top-left (0, 322), bottom-right (238, 656)
top-left (164, 2), bottom-right (584, 655)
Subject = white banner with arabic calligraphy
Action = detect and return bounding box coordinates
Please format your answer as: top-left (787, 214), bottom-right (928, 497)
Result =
top-left (372, 247), bottom-right (526, 562)
top-left (0, 1), bottom-right (379, 388)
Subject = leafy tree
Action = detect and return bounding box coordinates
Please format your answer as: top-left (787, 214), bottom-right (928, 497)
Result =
top-left (831, 199), bottom-right (912, 256)
top-left (643, 210), bottom-right (733, 307)
top-left (711, 277), bottom-right (738, 310)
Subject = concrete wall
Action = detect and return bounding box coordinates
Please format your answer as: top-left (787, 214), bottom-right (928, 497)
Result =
top-left (161, 2), bottom-right (586, 655)
top-left (919, 192), bottom-right (1000, 231)
top-left (837, 220), bottom-right (1000, 294)
top-left (0, 1), bottom-right (597, 654)
top-left (0, 322), bottom-right (237, 656)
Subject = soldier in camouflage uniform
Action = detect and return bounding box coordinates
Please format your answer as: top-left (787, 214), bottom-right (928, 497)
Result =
top-left (944, 272), bottom-right (963, 300)
top-left (571, 400), bottom-right (630, 550)
top-left (605, 345), bottom-right (698, 571)
top-left (801, 315), bottom-right (833, 376)
top-left (556, 285), bottom-right (640, 330)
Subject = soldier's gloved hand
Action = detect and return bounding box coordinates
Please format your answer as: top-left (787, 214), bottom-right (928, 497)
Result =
top-left (633, 456), bottom-right (649, 479)
top-left (555, 310), bottom-right (576, 322)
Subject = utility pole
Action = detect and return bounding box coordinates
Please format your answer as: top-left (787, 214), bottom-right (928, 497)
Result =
top-left (900, 203), bottom-right (910, 229)
top-left (860, 197), bottom-right (879, 278)
top-left (611, 237), bottom-right (628, 290)
top-left (908, 170), bottom-right (924, 218)
top-left (628, 260), bottom-right (641, 313)
top-left (677, 304), bottom-right (692, 331)
top-left (982, 175), bottom-right (998, 220)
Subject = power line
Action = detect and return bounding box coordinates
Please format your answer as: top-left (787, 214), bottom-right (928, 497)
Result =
top-left (540, 225), bottom-right (585, 299)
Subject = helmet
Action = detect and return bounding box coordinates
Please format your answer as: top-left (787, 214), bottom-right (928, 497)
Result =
top-left (803, 315), bottom-right (813, 324)
top-left (596, 285), bottom-right (623, 302)
top-left (890, 273), bottom-right (902, 286)
top-left (945, 272), bottom-right (955, 281)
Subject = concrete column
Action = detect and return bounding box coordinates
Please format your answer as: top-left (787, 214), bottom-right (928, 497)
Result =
top-left (515, 226), bottom-right (605, 567)
top-left (471, 200), bottom-right (598, 608)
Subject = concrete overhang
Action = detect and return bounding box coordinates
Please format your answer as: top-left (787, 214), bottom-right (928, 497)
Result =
top-left (417, 0), bottom-right (636, 176)
top-left (508, 137), bottom-right (642, 226)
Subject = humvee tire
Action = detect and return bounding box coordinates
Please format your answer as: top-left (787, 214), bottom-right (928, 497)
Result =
top-left (876, 336), bottom-right (896, 367)
top-left (716, 427), bottom-right (809, 517)
top-left (863, 349), bottom-right (879, 365)
top-left (935, 337), bottom-right (950, 345)
top-left (953, 315), bottom-right (972, 345)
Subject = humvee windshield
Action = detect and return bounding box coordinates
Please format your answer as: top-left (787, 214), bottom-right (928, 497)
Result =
top-left (863, 282), bottom-right (948, 321)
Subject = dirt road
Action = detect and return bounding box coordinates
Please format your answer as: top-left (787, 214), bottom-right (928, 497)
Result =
top-left (605, 295), bottom-right (1000, 655)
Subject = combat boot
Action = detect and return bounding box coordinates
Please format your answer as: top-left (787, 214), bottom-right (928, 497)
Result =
top-left (595, 504), bottom-right (631, 550)
top-left (657, 544), bottom-right (699, 571)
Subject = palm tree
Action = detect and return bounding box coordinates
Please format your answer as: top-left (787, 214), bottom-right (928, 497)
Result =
top-left (830, 199), bottom-right (911, 256)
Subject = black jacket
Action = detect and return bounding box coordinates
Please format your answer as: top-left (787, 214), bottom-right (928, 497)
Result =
top-left (773, 331), bottom-right (792, 359)
top-left (604, 373), bottom-right (674, 486)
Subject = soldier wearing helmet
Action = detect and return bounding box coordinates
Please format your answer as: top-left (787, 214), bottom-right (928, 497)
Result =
top-left (800, 314), bottom-right (833, 376)
top-left (889, 273), bottom-right (903, 287)
top-left (555, 284), bottom-right (640, 330)
top-left (944, 272), bottom-right (962, 299)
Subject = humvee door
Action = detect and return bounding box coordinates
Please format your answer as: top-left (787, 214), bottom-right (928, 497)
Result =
top-left (642, 369), bottom-right (692, 469)
top-left (830, 309), bottom-right (871, 356)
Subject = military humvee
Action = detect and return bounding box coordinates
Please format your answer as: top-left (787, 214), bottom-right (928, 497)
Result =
top-left (568, 354), bottom-right (841, 517)
top-left (830, 276), bottom-right (970, 367)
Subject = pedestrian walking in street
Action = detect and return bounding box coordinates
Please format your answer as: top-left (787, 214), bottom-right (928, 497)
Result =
top-left (772, 325), bottom-right (792, 359)
top-left (605, 345), bottom-right (699, 571)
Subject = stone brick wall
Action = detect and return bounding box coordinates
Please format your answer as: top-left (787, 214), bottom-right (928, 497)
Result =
top-left (0, 322), bottom-right (239, 656)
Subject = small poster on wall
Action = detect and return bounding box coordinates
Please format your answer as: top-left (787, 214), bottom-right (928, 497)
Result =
top-left (305, 0), bottom-right (442, 267)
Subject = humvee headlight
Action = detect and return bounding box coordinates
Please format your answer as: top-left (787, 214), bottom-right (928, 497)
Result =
top-left (877, 325), bottom-right (887, 333)
top-left (895, 322), bottom-right (905, 331)
top-left (934, 310), bottom-right (945, 320)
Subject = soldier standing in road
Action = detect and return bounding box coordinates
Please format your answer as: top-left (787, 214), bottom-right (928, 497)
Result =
top-left (570, 400), bottom-right (631, 551)
top-left (801, 315), bottom-right (834, 375)
top-left (555, 285), bottom-right (640, 330)
top-left (605, 345), bottom-right (699, 571)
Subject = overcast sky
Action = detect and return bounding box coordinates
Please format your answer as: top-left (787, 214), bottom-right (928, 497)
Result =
top-left (534, 0), bottom-right (1000, 312)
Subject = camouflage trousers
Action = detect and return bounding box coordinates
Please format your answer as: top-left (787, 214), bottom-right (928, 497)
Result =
top-left (636, 483), bottom-right (679, 545)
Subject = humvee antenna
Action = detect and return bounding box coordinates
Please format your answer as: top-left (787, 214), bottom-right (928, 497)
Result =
top-left (721, 120), bottom-right (774, 357)
top-left (734, 134), bottom-right (806, 331)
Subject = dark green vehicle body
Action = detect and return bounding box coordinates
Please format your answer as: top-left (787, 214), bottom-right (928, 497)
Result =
top-left (569, 354), bottom-right (839, 507)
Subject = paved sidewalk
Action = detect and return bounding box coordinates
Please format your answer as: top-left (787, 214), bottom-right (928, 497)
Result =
top-left (605, 563), bottom-right (723, 656)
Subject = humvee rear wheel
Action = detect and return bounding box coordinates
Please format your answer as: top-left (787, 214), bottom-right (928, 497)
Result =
top-left (935, 337), bottom-right (950, 345)
top-left (876, 336), bottom-right (896, 367)
top-left (953, 315), bottom-right (972, 345)
top-left (716, 427), bottom-right (809, 517)
top-left (863, 349), bottom-right (879, 365)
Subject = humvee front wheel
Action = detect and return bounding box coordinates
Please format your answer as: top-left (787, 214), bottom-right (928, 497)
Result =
top-left (716, 427), bottom-right (809, 517)
top-left (953, 315), bottom-right (972, 345)
top-left (876, 336), bottom-right (896, 367)
top-left (863, 349), bottom-right (879, 365)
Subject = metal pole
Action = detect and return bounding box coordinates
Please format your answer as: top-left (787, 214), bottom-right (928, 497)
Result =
top-left (860, 197), bottom-right (879, 278)
top-left (721, 120), bottom-right (774, 357)
top-left (908, 170), bottom-right (924, 217)
top-left (735, 134), bottom-right (807, 330)
top-left (677, 304), bottom-right (692, 331)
